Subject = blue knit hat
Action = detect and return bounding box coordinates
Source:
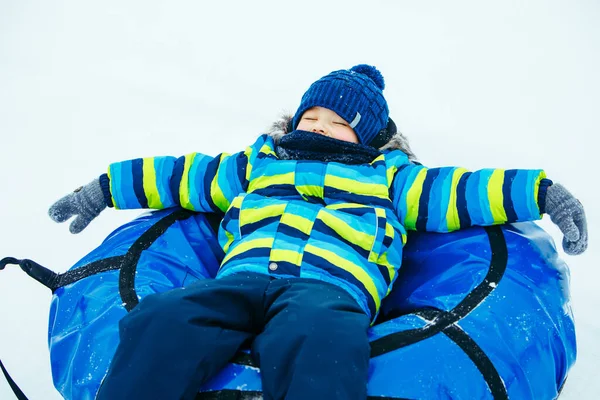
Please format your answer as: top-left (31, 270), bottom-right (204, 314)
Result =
top-left (291, 64), bottom-right (389, 146)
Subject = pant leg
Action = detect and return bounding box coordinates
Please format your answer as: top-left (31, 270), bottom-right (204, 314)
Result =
top-left (253, 278), bottom-right (371, 400)
top-left (96, 273), bottom-right (270, 400)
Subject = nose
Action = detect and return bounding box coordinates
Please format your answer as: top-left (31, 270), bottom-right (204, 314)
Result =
top-left (311, 121), bottom-right (326, 135)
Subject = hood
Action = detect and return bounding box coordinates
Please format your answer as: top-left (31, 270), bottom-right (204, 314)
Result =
top-left (266, 114), bottom-right (418, 162)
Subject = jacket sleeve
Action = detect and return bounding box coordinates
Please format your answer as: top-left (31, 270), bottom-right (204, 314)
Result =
top-left (103, 148), bottom-right (251, 213)
top-left (390, 164), bottom-right (548, 232)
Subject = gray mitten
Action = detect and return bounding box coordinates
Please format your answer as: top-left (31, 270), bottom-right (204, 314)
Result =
top-left (544, 183), bottom-right (588, 255)
top-left (48, 178), bottom-right (107, 233)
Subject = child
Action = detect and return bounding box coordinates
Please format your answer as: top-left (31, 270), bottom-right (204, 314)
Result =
top-left (49, 64), bottom-right (587, 400)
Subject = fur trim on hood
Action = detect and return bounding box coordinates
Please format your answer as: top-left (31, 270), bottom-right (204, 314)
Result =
top-left (266, 114), bottom-right (418, 162)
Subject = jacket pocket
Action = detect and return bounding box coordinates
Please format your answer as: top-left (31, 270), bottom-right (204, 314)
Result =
top-left (220, 194), bottom-right (245, 252)
top-left (368, 207), bottom-right (389, 263)
top-left (238, 193), bottom-right (286, 238)
top-left (314, 204), bottom-right (379, 262)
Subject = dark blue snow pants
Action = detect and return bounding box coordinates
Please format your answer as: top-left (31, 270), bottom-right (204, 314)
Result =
top-left (95, 273), bottom-right (371, 400)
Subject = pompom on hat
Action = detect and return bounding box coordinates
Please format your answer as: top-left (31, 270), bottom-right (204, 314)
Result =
top-left (291, 64), bottom-right (389, 146)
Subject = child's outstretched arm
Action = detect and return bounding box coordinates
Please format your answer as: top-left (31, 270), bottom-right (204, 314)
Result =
top-left (391, 165), bottom-right (587, 255)
top-left (49, 147), bottom-right (253, 233)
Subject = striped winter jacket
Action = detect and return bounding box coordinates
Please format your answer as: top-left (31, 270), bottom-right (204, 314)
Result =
top-left (104, 134), bottom-right (546, 321)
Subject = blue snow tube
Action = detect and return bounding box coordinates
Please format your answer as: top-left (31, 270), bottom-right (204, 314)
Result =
top-left (46, 209), bottom-right (575, 400)
top-left (47, 209), bottom-right (224, 400)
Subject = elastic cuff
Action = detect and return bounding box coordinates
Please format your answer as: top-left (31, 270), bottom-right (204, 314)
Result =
top-left (537, 178), bottom-right (553, 214)
top-left (99, 173), bottom-right (114, 208)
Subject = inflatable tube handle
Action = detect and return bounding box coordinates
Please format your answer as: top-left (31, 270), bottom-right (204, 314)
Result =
top-left (0, 257), bottom-right (59, 290)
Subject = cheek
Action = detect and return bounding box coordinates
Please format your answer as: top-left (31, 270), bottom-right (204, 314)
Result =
top-left (296, 120), bottom-right (310, 131)
top-left (336, 128), bottom-right (359, 143)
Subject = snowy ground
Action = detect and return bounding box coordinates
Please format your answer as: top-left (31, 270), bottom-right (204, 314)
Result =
top-left (1, 1), bottom-right (598, 399)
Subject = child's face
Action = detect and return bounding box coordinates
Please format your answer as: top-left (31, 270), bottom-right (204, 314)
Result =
top-left (296, 106), bottom-right (359, 143)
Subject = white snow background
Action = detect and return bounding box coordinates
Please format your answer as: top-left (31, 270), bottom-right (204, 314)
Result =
top-left (0, 1), bottom-right (598, 399)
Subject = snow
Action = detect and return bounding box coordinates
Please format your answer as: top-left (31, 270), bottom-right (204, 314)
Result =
top-left (0, 1), bottom-right (598, 399)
